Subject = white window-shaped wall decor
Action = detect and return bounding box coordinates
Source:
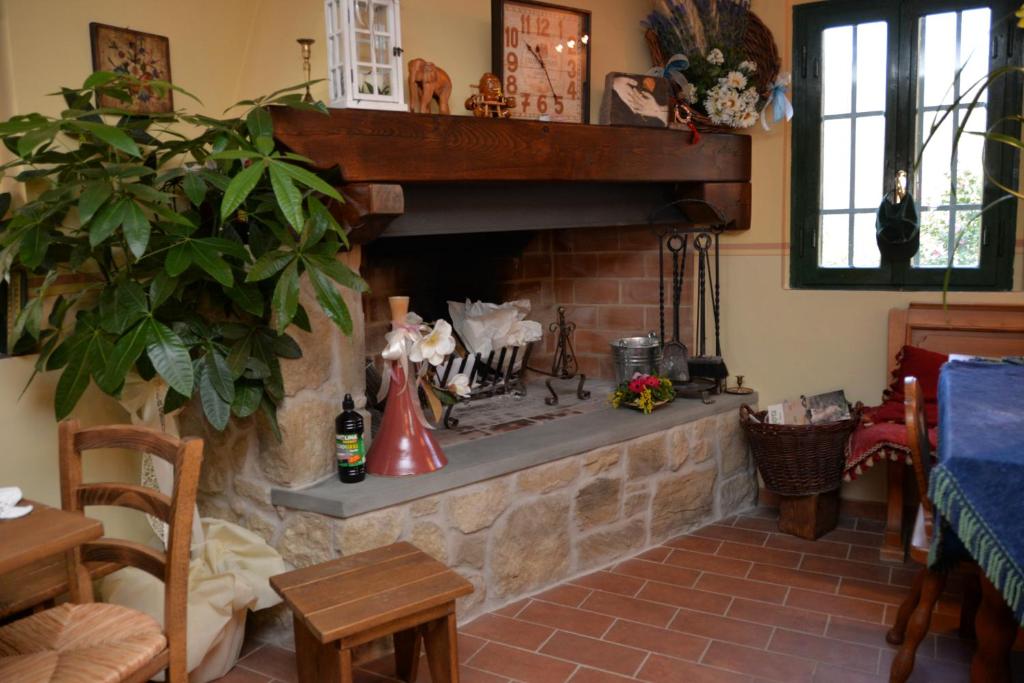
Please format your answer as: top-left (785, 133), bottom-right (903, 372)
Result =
top-left (325, 0), bottom-right (406, 110)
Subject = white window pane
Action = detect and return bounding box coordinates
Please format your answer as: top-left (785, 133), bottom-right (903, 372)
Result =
top-left (856, 22), bottom-right (888, 112)
top-left (918, 210), bottom-right (950, 267)
top-left (953, 209), bottom-right (982, 267)
top-left (853, 212), bottom-right (880, 268)
top-left (377, 67), bottom-right (393, 96)
top-left (918, 112), bottom-right (953, 208)
top-left (921, 12), bottom-right (958, 107)
top-left (822, 26), bottom-right (852, 115)
top-left (820, 214), bottom-right (850, 267)
top-left (356, 34), bottom-right (371, 63)
top-left (358, 66), bottom-right (374, 94)
top-left (854, 115), bottom-right (885, 209)
top-left (372, 3), bottom-right (391, 34)
top-left (374, 35), bottom-right (391, 65)
top-left (822, 118), bottom-right (851, 210)
top-left (354, 0), bottom-right (370, 29)
top-left (956, 105), bottom-right (986, 205)
top-left (960, 9), bottom-right (991, 103)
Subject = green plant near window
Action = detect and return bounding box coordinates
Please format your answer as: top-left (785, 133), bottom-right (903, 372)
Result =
top-left (0, 72), bottom-right (367, 435)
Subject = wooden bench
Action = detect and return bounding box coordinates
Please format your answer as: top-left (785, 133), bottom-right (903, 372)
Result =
top-left (271, 542), bottom-right (474, 683)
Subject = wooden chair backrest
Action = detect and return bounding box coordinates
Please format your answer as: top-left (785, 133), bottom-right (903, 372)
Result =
top-left (902, 377), bottom-right (933, 516)
top-left (58, 420), bottom-right (203, 683)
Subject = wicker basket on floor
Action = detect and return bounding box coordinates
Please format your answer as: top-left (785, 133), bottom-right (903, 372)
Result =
top-left (740, 403), bottom-right (862, 496)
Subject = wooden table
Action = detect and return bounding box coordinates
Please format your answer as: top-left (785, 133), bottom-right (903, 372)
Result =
top-left (271, 542), bottom-right (473, 683)
top-left (0, 500), bottom-right (103, 602)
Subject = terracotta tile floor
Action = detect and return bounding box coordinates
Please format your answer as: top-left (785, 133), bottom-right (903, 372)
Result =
top-left (217, 509), bottom-right (1024, 683)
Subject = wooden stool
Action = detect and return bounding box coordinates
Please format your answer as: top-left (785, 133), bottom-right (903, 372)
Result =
top-left (271, 542), bottom-right (473, 683)
top-left (777, 489), bottom-right (840, 540)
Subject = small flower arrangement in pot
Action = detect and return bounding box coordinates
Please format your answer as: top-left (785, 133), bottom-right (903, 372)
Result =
top-left (611, 373), bottom-right (676, 414)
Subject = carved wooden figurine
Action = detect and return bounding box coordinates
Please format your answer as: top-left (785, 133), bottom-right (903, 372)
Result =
top-left (407, 58), bottom-right (452, 115)
top-left (465, 72), bottom-right (516, 118)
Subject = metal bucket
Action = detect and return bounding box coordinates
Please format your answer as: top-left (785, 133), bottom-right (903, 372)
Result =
top-left (610, 333), bottom-right (662, 385)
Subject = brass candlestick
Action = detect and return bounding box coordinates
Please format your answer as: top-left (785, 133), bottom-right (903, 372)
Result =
top-left (297, 38), bottom-right (315, 103)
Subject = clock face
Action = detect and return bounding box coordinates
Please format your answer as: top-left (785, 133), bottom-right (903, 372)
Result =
top-left (496, 0), bottom-right (591, 123)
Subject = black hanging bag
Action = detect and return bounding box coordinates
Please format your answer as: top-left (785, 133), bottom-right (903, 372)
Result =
top-left (876, 172), bottom-right (920, 262)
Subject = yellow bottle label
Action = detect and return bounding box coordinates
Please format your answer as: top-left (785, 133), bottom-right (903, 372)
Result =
top-left (336, 433), bottom-right (365, 467)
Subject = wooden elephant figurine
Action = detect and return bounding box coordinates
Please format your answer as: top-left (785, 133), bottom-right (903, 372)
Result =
top-left (408, 58), bottom-right (452, 115)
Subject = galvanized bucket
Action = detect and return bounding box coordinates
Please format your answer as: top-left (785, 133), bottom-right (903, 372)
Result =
top-left (610, 333), bottom-right (662, 385)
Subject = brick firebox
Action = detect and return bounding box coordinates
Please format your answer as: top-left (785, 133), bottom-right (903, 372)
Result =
top-left (362, 226), bottom-right (696, 380)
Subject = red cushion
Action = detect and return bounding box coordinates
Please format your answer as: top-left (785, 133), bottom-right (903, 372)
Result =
top-left (866, 398), bottom-right (939, 427)
top-left (884, 345), bottom-right (948, 403)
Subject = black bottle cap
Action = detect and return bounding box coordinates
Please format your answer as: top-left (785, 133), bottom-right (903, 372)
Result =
top-left (342, 393), bottom-right (355, 410)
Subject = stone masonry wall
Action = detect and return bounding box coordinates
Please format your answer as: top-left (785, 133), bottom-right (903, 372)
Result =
top-left (212, 408), bottom-right (756, 646)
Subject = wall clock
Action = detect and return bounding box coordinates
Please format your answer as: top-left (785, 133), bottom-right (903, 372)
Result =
top-left (491, 0), bottom-right (592, 124)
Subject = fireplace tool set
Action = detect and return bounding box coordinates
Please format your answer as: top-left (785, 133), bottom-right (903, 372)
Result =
top-left (650, 199), bottom-right (731, 404)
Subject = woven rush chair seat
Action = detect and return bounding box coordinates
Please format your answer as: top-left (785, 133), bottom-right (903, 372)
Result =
top-left (0, 602), bottom-right (166, 683)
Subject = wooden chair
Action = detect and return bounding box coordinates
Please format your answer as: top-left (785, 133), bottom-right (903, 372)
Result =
top-left (0, 421), bottom-right (203, 683)
top-left (886, 377), bottom-right (980, 682)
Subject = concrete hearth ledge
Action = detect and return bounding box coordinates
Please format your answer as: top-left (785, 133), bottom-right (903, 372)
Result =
top-left (271, 391), bottom-right (756, 519)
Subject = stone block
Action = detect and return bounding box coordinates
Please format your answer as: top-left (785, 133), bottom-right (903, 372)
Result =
top-left (583, 446), bottom-right (621, 476)
top-left (575, 477), bottom-right (622, 530)
top-left (718, 412), bottom-right (751, 476)
top-left (457, 570), bottom-right (486, 617)
top-left (517, 458), bottom-right (581, 494)
top-left (336, 507), bottom-right (404, 555)
top-left (491, 496), bottom-right (571, 597)
top-left (577, 518), bottom-right (646, 567)
top-left (277, 512), bottom-right (333, 568)
top-left (683, 417), bottom-right (714, 464)
top-left (410, 521), bottom-right (448, 563)
top-left (410, 496), bottom-right (441, 518)
top-left (718, 471), bottom-right (757, 516)
top-left (234, 475), bottom-right (271, 506)
top-left (668, 427), bottom-right (690, 471)
top-left (447, 480), bottom-right (510, 534)
top-left (257, 396), bottom-right (335, 488)
top-left (625, 490), bottom-right (651, 518)
top-left (650, 468), bottom-right (717, 541)
top-left (282, 277), bottom-right (338, 397)
top-left (627, 433), bottom-right (667, 478)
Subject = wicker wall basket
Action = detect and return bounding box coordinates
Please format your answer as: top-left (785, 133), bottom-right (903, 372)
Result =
top-left (739, 403), bottom-right (862, 496)
top-left (645, 10), bottom-right (781, 133)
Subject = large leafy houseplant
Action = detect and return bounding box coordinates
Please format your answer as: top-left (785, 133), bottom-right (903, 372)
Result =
top-left (0, 72), bottom-right (367, 434)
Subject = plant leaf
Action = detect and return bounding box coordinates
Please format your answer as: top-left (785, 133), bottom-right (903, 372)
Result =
top-left (271, 260), bottom-right (300, 332)
top-left (231, 383), bottom-right (262, 418)
top-left (204, 350), bottom-right (235, 404)
top-left (71, 120), bottom-right (141, 157)
top-left (225, 284), bottom-right (265, 317)
top-left (145, 319), bottom-right (194, 397)
top-left (102, 319), bottom-right (151, 392)
top-left (122, 200), bottom-right (151, 257)
top-left (54, 348), bottom-right (91, 419)
top-left (247, 249), bottom-right (293, 282)
top-left (181, 172), bottom-right (207, 206)
top-left (220, 159), bottom-right (265, 220)
top-left (165, 242), bottom-right (192, 277)
top-left (190, 240), bottom-right (234, 287)
top-left (99, 280), bottom-right (148, 334)
top-left (308, 266), bottom-right (352, 334)
top-left (149, 270), bottom-right (178, 308)
top-left (197, 361), bottom-right (230, 430)
top-left (273, 160), bottom-right (343, 201)
top-left (268, 162), bottom-right (304, 230)
top-left (246, 106), bottom-right (275, 155)
top-left (304, 252), bottom-right (368, 293)
top-left (89, 197), bottom-right (129, 246)
top-left (19, 227), bottom-right (52, 269)
top-left (78, 181), bottom-right (112, 224)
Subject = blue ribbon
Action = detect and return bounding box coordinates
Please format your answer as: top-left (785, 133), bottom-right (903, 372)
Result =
top-left (761, 73), bottom-right (793, 131)
top-left (648, 53), bottom-right (690, 89)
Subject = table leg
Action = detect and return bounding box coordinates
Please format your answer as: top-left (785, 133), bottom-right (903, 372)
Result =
top-left (423, 610), bottom-right (459, 683)
top-left (294, 614), bottom-right (346, 682)
top-left (970, 573), bottom-right (1016, 683)
top-left (881, 459), bottom-right (906, 563)
top-left (394, 627), bottom-right (421, 682)
top-left (64, 548), bottom-right (93, 603)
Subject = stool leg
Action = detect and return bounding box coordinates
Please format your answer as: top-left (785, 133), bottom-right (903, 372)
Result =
top-left (423, 611), bottom-right (459, 683)
top-left (294, 614), bottom-right (347, 682)
top-left (394, 627), bottom-right (422, 682)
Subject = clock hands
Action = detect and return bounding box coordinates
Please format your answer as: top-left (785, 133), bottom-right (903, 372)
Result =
top-left (524, 41), bottom-right (558, 98)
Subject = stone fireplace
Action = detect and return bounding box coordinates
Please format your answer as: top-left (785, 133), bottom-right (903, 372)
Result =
top-left (185, 107), bottom-right (756, 645)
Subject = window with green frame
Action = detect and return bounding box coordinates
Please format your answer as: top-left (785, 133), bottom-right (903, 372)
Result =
top-left (790, 0), bottom-right (1021, 289)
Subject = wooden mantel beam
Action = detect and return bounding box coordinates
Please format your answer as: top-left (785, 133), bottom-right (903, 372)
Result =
top-left (271, 108), bottom-right (751, 185)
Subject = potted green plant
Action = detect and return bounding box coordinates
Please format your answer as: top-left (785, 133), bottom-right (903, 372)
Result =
top-left (0, 72), bottom-right (367, 433)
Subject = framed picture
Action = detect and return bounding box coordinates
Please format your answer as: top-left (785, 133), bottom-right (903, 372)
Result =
top-left (599, 73), bottom-right (671, 128)
top-left (491, 0), bottom-right (591, 123)
top-left (1, 270), bottom-right (27, 357)
top-left (89, 23), bottom-right (173, 113)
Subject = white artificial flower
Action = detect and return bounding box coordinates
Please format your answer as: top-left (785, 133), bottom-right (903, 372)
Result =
top-left (382, 326), bottom-right (417, 360)
top-left (741, 87), bottom-right (759, 105)
top-left (706, 48), bottom-right (724, 65)
top-left (447, 373), bottom-right (471, 398)
top-left (738, 60), bottom-right (757, 73)
top-left (724, 71), bottom-right (747, 90)
top-left (410, 319), bottom-right (456, 366)
top-left (680, 82), bottom-right (698, 104)
top-left (719, 91), bottom-right (740, 115)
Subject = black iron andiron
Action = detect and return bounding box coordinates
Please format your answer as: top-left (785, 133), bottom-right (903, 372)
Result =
top-left (540, 306), bottom-right (590, 406)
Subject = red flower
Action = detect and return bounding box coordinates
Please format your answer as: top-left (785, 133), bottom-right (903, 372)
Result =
top-left (628, 379), bottom-right (645, 394)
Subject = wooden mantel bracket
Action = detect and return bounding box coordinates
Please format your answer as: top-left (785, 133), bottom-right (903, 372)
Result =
top-left (331, 183), bottom-right (405, 244)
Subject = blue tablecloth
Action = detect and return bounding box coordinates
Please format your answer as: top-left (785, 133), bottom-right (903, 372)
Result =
top-left (930, 360), bottom-right (1024, 624)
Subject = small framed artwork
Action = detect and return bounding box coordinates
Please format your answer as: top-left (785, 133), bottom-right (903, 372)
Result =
top-left (599, 73), bottom-right (671, 128)
top-left (1, 270), bottom-right (27, 357)
top-left (89, 23), bottom-right (173, 113)
top-left (491, 0), bottom-right (591, 123)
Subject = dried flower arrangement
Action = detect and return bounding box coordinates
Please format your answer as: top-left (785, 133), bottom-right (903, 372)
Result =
top-left (610, 373), bottom-right (676, 414)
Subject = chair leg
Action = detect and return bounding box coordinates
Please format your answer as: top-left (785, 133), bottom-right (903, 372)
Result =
top-left (393, 627), bottom-right (421, 682)
top-left (959, 572), bottom-right (981, 640)
top-left (889, 569), bottom-right (946, 683)
top-left (970, 573), bottom-right (1016, 683)
top-left (423, 611), bottom-right (459, 683)
top-left (886, 567), bottom-right (926, 645)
